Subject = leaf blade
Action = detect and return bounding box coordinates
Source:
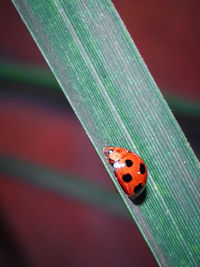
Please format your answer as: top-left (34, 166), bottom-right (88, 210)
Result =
top-left (12, 0), bottom-right (200, 266)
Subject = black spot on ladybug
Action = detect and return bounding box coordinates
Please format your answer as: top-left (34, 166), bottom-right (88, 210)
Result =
top-left (125, 159), bottom-right (133, 167)
top-left (134, 183), bottom-right (143, 194)
top-left (140, 163), bottom-right (145, 174)
top-left (122, 174), bottom-right (132, 182)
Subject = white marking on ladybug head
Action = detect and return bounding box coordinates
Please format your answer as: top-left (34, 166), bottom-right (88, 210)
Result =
top-left (108, 149), bottom-right (113, 155)
top-left (113, 161), bottom-right (126, 169)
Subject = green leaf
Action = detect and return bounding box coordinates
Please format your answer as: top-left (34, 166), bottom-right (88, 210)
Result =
top-left (1, 61), bottom-right (200, 117)
top-left (12, 0), bottom-right (200, 266)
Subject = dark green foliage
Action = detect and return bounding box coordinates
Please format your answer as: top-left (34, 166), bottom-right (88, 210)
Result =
top-left (12, 1), bottom-right (200, 266)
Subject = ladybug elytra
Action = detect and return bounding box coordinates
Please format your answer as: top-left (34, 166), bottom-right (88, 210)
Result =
top-left (104, 146), bottom-right (147, 198)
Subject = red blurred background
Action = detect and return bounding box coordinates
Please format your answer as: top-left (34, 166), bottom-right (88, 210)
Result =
top-left (0, 1), bottom-right (199, 266)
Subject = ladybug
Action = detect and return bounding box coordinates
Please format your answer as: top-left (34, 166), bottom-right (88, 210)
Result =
top-left (104, 146), bottom-right (147, 198)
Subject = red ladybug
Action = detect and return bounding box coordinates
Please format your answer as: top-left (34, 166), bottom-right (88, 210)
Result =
top-left (104, 146), bottom-right (147, 198)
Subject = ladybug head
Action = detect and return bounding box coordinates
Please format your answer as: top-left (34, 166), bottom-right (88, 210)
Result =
top-left (104, 146), bottom-right (128, 164)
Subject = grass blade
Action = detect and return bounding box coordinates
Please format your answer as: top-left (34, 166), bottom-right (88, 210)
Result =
top-left (11, 1), bottom-right (200, 266)
top-left (1, 61), bottom-right (200, 117)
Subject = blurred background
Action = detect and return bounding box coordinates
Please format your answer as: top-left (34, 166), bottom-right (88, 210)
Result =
top-left (0, 0), bottom-right (199, 266)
